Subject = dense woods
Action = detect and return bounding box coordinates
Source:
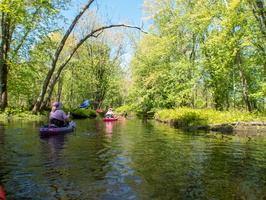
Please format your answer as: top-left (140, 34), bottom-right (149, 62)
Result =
top-left (127, 0), bottom-right (266, 114)
top-left (1, 0), bottom-right (265, 115)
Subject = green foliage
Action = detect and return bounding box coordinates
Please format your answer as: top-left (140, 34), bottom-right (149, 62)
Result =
top-left (116, 104), bottom-right (157, 117)
top-left (3, 0), bottom-right (266, 115)
top-left (116, 104), bottom-right (138, 114)
top-left (67, 108), bottom-right (97, 118)
top-left (57, 36), bottom-right (125, 110)
top-left (0, 107), bottom-right (46, 117)
top-left (1, 107), bottom-right (22, 117)
top-left (128, 0), bottom-right (266, 113)
top-left (1, 0), bottom-right (70, 109)
top-left (155, 107), bottom-right (265, 127)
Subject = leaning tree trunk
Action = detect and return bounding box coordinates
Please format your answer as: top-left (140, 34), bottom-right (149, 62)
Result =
top-left (32, 0), bottom-right (96, 112)
top-left (39, 24), bottom-right (146, 111)
top-left (31, 0), bottom-right (146, 112)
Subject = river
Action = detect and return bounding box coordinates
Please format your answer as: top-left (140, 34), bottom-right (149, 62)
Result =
top-left (0, 118), bottom-right (265, 200)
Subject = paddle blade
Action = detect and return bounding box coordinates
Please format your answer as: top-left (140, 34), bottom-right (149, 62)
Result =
top-left (96, 109), bottom-right (103, 112)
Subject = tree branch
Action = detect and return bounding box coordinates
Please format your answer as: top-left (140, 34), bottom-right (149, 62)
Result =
top-left (42, 24), bottom-right (147, 108)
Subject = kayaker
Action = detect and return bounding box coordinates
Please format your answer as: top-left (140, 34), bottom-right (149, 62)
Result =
top-left (105, 108), bottom-right (115, 118)
top-left (49, 102), bottom-right (70, 127)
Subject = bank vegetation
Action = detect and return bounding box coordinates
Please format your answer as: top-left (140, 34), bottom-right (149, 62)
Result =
top-left (1, 0), bottom-right (265, 126)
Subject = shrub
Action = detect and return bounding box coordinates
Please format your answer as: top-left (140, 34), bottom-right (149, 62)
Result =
top-left (116, 104), bottom-right (138, 115)
top-left (155, 107), bottom-right (266, 127)
top-left (67, 108), bottom-right (97, 118)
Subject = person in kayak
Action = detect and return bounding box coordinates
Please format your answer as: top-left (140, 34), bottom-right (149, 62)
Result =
top-left (49, 102), bottom-right (70, 127)
top-left (105, 108), bottom-right (115, 118)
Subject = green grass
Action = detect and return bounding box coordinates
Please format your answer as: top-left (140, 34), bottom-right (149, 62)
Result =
top-left (154, 107), bottom-right (266, 127)
top-left (0, 107), bottom-right (97, 119)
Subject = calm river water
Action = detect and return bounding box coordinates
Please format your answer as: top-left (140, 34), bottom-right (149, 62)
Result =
top-left (0, 118), bottom-right (265, 200)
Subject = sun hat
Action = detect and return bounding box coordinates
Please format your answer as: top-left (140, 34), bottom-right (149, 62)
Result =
top-left (53, 102), bottom-right (63, 109)
top-left (108, 108), bottom-right (113, 110)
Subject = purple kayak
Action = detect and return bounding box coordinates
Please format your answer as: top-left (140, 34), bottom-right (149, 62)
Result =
top-left (40, 121), bottom-right (76, 136)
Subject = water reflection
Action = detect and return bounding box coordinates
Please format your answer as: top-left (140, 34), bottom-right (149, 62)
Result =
top-left (0, 119), bottom-right (265, 199)
top-left (40, 134), bottom-right (67, 165)
top-left (0, 122), bottom-right (6, 198)
top-left (0, 122), bottom-right (6, 146)
top-left (105, 122), bottom-right (115, 145)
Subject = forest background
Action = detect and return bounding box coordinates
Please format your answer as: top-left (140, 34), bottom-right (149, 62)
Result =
top-left (0, 0), bottom-right (266, 124)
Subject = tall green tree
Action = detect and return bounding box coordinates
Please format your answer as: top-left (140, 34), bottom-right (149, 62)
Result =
top-left (129, 0), bottom-right (265, 112)
top-left (0, 0), bottom-right (69, 109)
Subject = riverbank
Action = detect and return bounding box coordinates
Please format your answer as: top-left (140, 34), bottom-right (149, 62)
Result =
top-left (0, 107), bottom-right (97, 119)
top-left (154, 108), bottom-right (266, 133)
top-left (156, 119), bottom-right (266, 133)
top-left (2, 107), bottom-right (266, 133)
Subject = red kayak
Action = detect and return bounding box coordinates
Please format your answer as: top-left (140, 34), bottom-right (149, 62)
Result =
top-left (0, 186), bottom-right (6, 200)
top-left (103, 117), bottom-right (118, 122)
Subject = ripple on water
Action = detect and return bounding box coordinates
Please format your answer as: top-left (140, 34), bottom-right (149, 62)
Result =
top-left (0, 119), bottom-right (265, 200)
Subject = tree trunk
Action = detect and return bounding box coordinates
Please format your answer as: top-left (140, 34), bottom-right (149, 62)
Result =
top-left (239, 69), bottom-right (251, 112)
top-left (236, 52), bottom-right (252, 112)
top-left (31, 0), bottom-right (146, 112)
top-left (248, 0), bottom-right (266, 112)
top-left (0, 12), bottom-right (11, 109)
top-left (32, 0), bottom-right (96, 112)
top-left (0, 62), bottom-right (8, 109)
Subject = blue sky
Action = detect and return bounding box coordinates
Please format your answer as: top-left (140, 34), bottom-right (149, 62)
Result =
top-left (65, 0), bottom-right (145, 27)
top-left (63, 0), bottom-right (147, 66)
top-left (98, 0), bottom-right (144, 26)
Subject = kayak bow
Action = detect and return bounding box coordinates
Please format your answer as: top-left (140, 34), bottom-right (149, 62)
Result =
top-left (0, 186), bottom-right (6, 200)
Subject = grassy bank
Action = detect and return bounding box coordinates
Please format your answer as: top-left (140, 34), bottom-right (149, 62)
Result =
top-left (0, 107), bottom-right (48, 118)
top-left (0, 107), bottom-right (97, 119)
top-left (2, 106), bottom-right (265, 129)
top-left (154, 108), bottom-right (266, 128)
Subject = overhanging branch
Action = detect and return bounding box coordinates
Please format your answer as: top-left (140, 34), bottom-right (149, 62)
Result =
top-left (42, 24), bottom-right (147, 108)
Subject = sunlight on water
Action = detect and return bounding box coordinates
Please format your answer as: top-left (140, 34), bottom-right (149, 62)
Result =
top-left (0, 118), bottom-right (265, 199)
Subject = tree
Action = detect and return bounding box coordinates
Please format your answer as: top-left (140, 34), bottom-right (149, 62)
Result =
top-left (0, 0), bottom-right (69, 109)
top-left (129, 0), bottom-right (201, 112)
top-left (32, 0), bottom-right (146, 112)
top-left (129, 0), bottom-right (265, 112)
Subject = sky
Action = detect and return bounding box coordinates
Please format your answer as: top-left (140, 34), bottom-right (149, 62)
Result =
top-left (65, 0), bottom-right (146, 28)
top-left (98, 0), bottom-right (145, 26)
top-left (62, 0), bottom-right (148, 67)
